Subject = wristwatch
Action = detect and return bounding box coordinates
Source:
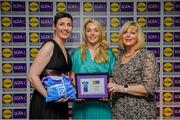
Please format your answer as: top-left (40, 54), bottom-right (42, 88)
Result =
top-left (124, 85), bottom-right (128, 93)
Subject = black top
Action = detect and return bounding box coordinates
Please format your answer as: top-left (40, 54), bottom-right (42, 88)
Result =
top-left (41, 39), bottom-right (72, 75)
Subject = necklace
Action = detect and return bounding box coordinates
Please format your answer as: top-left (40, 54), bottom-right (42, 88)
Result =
top-left (123, 50), bottom-right (139, 58)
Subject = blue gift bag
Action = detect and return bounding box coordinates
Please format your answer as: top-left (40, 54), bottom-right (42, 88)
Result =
top-left (42, 75), bottom-right (76, 102)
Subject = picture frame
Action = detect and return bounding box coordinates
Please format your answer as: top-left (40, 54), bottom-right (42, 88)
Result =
top-left (75, 73), bottom-right (109, 99)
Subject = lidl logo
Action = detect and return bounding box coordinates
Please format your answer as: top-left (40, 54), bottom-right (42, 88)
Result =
top-left (2, 32), bottom-right (12, 43)
top-left (163, 62), bottom-right (173, 72)
top-left (164, 17), bottom-right (173, 27)
top-left (3, 94), bottom-right (12, 103)
top-left (1, 17), bottom-right (11, 27)
top-left (163, 92), bottom-right (173, 102)
top-left (111, 48), bottom-right (119, 57)
top-left (110, 2), bottom-right (119, 12)
top-left (163, 77), bottom-right (172, 87)
top-left (56, 2), bottom-right (66, 12)
top-left (29, 17), bottom-right (39, 27)
top-left (1, 1), bottom-right (11, 11)
top-left (164, 32), bottom-right (173, 42)
top-left (30, 48), bottom-right (39, 58)
top-left (164, 2), bottom-right (173, 11)
top-left (163, 47), bottom-right (173, 57)
top-left (2, 48), bottom-right (12, 58)
top-left (2, 109), bottom-right (12, 119)
top-left (163, 107), bottom-right (173, 117)
top-left (111, 33), bottom-right (119, 42)
top-left (30, 32), bottom-right (39, 42)
top-left (137, 17), bottom-right (146, 27)
top-left (3, 78), bottom-right (13, 88)
top-left (137, 2), bottom-right (146, 12)
top-left (2, 63), bottom-right (12, 73)
top-left (84, 2), bottom-right (93, 12)
top-left (29, 2), bottom-right (39, 12)
top-left (110, 17), bottom-right (119, 27)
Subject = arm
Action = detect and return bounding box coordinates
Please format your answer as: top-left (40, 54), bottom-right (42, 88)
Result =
top-left (109, 52), bottom-right (159, 97)
top-left (28, 42), bottom-right (54, 97)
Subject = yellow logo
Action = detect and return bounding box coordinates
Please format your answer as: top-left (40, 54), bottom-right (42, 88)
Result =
top-left (163, 107), bottom-right (173, 117)
top-left (84, 2), bottom-right (93, 12)
top-left (30, 48), bottom-right (39, 58)
top-left (163, 92), bottom-right (173, 102)
top-left (111, 33), bottom-right (119, 42)
top-left (163, 47), bottom-right (173, 57)
top-left (30, 32), bottom-right (39, 42)
top-left (2, 32), bottom-right (12, 43)
top-left (137, 2), bottom-right (146, 12)
top-left (29, 17), bottom-right (39, 27)
top-left (110, 17), bottom-right (119, 27)
top-left (110, 2), bottom-right (119, 12)
top-left (56, 2), bottom-right (66, 12)
top-left (29, 2), bottom-right (39, 12)
top-left (1, 17), bottom-right (11, 27)
top-left (1, 1), bottom-right (11, 11)
top-left (2, 48), bottom-right (12, 58)
top-left (2, 109), bottom-right (12, 119)
top-left (137, 17), bottom-right (146, 27)
top-left (163, 62), bottom-right (173, 72)
top-left (164, 17), bottom-right (173, 27)
top-left (2, 63), bottom-right (12, 73)
top-left (112, 48), bottom-right (119, 57)
top-left (164, 32), bottom-right (173, 42)
top-left (164, 2), bottom-right (173, 11)
top-left (163, 77), bottom-right (172, 87)
top-left (3, 78), bottom-right (13, 88)
top-left (3, 94), bottom-right (12, 103)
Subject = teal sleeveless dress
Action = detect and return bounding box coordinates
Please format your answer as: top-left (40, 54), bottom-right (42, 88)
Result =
top-left (71, 47), bottom-right (115, 119)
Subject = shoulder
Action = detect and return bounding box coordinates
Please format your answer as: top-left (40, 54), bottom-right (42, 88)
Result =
top-left (140, 49), bottom-right (155, 59)
top-left (41, 40), bottom-right (55, 48)
top-left (40, 40), bottom-right (55, 52)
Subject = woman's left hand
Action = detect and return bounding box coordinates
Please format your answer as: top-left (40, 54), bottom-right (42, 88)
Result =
top-left (108, 83), bottom-right (123, 93)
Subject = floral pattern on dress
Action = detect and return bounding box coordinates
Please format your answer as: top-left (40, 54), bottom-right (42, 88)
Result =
top-left (112, 49), bottom-right (159, 119)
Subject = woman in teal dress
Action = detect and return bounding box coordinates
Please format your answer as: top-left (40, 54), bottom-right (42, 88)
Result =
top-left (71, 18), bottom-right (115, 119)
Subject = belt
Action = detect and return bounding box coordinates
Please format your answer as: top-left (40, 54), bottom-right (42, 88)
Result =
top-left (41, 69), bottom-right (67, 77)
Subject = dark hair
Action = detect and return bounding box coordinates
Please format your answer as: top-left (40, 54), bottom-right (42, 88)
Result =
top-left (54, 12), bottom-right (73, 26)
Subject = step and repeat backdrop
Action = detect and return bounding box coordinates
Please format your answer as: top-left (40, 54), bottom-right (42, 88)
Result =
top-left (0, 0), bottom-right (180, 119)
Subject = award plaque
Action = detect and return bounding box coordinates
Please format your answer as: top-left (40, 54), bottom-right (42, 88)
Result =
top-left (75, 73), bottom-right (109, 99)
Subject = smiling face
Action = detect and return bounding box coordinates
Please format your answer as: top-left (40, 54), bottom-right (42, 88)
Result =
top-left (85, 22), bottom-right (101, 46)
top-left (122, 26), bottom-right (138, 49)
top-left (55, 17), bottom-right (73, 41)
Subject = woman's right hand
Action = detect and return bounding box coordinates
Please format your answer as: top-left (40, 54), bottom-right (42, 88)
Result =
top-left (56, 96), bottom-right (70, 103)
top-left (75, 98), bottom-right (85, 102)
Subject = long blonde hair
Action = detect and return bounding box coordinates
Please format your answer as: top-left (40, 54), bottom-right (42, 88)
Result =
top-left (118, 21), bottom-right (145, 50)
top-left (80, 18), bottom-right (109, 64)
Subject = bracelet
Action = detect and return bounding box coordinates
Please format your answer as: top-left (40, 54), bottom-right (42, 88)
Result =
top-left (124, 85), bottom-right (128, 93)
